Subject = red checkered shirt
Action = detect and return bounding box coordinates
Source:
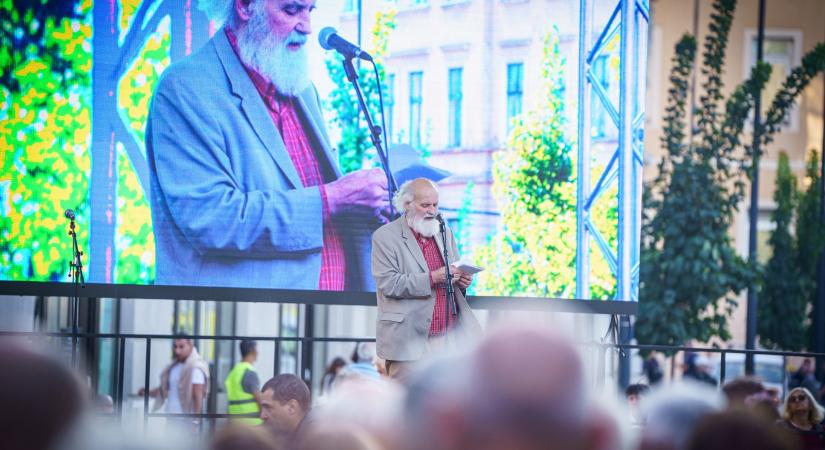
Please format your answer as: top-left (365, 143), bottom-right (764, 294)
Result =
top-left (413, 231), bottom-right (456, 336)
top-left (226, 29), bottom-right (346, 290)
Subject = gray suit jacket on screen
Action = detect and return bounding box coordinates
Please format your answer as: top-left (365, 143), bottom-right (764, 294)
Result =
top-left (146, 29), bottom-right (374, 290)
top-left (371, 216), bottom-right (482, 361)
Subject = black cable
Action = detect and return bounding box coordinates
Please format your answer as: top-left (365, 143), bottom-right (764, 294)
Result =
top-left (370, 60), bottom-right (391, 178)
top-left (369, 60), bottom-right (396, 216)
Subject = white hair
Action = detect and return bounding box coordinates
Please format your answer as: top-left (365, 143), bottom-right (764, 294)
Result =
top-left (641, 382), bottom-right (726, 449)
top-left (392, 178), bottom-right (439, 213)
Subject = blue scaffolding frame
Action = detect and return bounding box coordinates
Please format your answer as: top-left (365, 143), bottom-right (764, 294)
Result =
top-left (576, 0), bottom-right (648, 302)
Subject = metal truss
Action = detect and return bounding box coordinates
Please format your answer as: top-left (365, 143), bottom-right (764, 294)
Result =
top-left (576, 0), bottom-right (649, 301)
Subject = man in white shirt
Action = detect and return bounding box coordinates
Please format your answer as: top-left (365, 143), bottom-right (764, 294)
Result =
top-left (139, 337), bottom-right (210, 417)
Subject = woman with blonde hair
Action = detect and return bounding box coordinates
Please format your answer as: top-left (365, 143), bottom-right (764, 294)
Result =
top-left (776, 387), bottom-right (825, 450)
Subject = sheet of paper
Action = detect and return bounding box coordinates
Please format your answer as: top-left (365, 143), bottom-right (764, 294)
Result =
top-left (454, 259), bottom-right (484, 274)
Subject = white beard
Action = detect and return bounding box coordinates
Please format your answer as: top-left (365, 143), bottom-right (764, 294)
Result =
top-left (235, 3), bottom-right (310, 96)
top-left (407, 212), bottom-right (439, 238)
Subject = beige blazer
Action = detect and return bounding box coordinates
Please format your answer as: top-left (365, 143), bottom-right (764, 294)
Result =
top-left (371, 216), bottom-right (482, 361)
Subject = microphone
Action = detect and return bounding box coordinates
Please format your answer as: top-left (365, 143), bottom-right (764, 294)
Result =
top-left (435, 213), bottom-right (445, 225)
top-left (64, 209), bottom-right (76, 220)
top-left (318, 27), bottom-right (373, 61)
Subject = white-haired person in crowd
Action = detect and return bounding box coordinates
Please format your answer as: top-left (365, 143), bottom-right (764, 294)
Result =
top-left (402, 324), bottom-right (619, 450)
top-left (637, 382), bottom-right (726, 450)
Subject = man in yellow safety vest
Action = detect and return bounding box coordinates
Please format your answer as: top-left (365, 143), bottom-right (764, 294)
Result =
top-left (224, 340), bottom-right (261, 424)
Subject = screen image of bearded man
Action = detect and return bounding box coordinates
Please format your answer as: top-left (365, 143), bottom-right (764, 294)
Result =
top-left (146, 0), bottom-right (391, 290)
top-left (371, 179), bottom-right (482, 381)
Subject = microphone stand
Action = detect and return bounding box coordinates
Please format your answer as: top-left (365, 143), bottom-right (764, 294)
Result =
top-left (341, 56), bottom-right (398, 208)
top-left (438, 219), bottom-right (458, 337)
top-left (67, 215), bottom-right (86, 366)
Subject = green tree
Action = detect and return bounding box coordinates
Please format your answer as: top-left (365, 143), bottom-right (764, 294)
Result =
top-left (1, 0), bottom-right (92, 281)
top-left (796, 150), bottom-right (825, 350)
top-left (637, 0), bottom-right (825, 349)
top-left (758, 152), bottom-right (806, 350)
top-left (472, 30), bottom-right (617, 299)
top-left (637, 0), bottom-right (768, 347)
top-left (325, 10), bottom-right (396, 174)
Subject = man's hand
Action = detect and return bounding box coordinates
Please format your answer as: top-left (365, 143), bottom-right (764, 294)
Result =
top-left (456, 272), bottom-right (473, 290)
top-left (325, 168), bottom-right (391, 222)
top-left (431, 266), bottom-right (464, 285)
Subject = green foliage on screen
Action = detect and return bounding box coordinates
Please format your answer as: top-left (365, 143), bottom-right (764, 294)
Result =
top-left (1, 0), bottom-right (170, 284)
top-left (472, 31), bottom-right (618, 299)
top-left (325, 10), bottom-right (397, 174)
top-left (113, 8), bottom-right (171, 284)
top-left (1, 0), bottom-right (92, 281)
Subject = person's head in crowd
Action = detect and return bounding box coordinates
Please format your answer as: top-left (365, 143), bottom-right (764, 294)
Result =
top-left (722, 377), bottom-right (765, 409)
top-left (325, 357), bottom-right (346, 375)
top-left (625, 383), bottom-right (650, 407)
top-left (0, 341), bottom-right (86, 450)
top-left (403, 354), bottom-right (471, 450)
top-left (798, 358), bottom-right (813, 374)
top-left (239, 339), bottom-right (258, 363)
top-left (468, 326), bottom-right (618, 450)
top-left (172, 335), bottom-right (194, 363)
top-left (260, 374), bottom-right (312, 437)
top-left (685, 410), bottom-right (797, 450)
top-left (393, 178), bottom-right (440, 238)
top-left (404, 325), bottom-right (617, 450)
top-left (643, 354), bottom-right (664, 385)
top-left (625, 383), bottom-right (650, 426)
top-left (303, 377), bottom-right (405, 449)
top-left (293, 422), bottom-right (383, 450)
top-left (210, 423), bottom-right (284, 450)
top-left (352, 342), bottom-right (377, 364)
top-left (638, 382), bottom-right (726, 450)
top-left (782, 387), bottom-right (825, 429)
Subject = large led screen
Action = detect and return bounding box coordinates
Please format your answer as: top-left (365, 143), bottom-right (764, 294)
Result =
top-left (1, 0), bottom-right (647, 300)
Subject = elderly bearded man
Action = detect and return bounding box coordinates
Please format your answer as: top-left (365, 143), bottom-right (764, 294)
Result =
top-left (146, 0), bottom-right (390, 290)
top-left (371, 178), bottom-right (482, 380)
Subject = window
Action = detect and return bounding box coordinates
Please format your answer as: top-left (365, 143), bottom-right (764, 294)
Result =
top-left (409, 71), bottom-right (423, 148)
top-left (343, 0), bottom-right (356, 13)
top-left (744, 29), bottom-right (801, 131)
top-left (386, 74), bottom-right (395, 143)
top-left (506, 63), bottom-right (523, 134)
top-left (448, 68), bottom-right (463, 147)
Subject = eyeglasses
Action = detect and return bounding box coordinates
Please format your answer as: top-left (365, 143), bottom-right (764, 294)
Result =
top-left (789, 395), bottom-right (807, 403)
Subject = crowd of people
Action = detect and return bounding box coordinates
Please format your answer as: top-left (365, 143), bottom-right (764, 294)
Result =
top-left (2, 325), bottom-right (825, 450)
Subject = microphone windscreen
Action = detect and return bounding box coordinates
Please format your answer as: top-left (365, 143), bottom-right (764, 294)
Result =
top-left (318, 27), bottom-right (337, 50)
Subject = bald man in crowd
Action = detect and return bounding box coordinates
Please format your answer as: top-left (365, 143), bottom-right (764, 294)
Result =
top-left (371, 178), bottom-right (481, 380)
top-left (403, 325), bottom-right (618, 450)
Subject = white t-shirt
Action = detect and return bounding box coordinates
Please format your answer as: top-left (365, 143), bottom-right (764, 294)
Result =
top-left (166, 362), bottom-right (206, 414)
